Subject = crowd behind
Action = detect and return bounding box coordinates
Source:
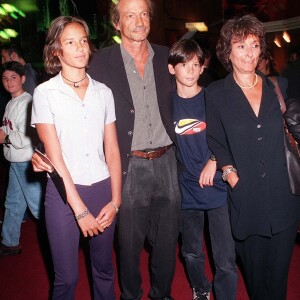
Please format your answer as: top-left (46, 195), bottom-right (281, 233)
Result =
top-left (1, 1), bottom-right (300, 300)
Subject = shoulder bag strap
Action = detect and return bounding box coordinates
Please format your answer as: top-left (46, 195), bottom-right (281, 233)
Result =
top-left (268, 76), bottom-right (287, 114)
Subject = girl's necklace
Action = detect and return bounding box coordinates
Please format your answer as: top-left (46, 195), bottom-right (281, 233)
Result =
top-left (61, 73), bottom-right (87, 88)
top-left (234, 73), bottom-right (258, 89)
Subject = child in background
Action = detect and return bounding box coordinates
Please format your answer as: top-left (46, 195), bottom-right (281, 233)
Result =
top-left (168, 39), bottom-right (237, 300)
top-left (31, 16), bottom-right (121, 299)
top-left (0, 61), bottom-right (43, 256)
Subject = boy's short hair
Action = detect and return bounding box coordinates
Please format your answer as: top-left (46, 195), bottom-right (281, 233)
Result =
top-left (1, 61), bottom-right (25, 77)
top-left (168, 39), bottom-right (205, 67)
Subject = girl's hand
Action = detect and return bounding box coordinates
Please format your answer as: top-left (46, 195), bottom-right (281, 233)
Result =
top-left (96, 202), bottom-right (118, 229)
top-left (199, 159), bottom-right (217, 188)
top-left (77, 213), bottom-right (104, 237)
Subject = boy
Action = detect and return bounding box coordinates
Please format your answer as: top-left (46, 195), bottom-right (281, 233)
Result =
top-left (0, 61), bottom-right (43, 256)
top-left (168, 40), bottom-right (237, 300)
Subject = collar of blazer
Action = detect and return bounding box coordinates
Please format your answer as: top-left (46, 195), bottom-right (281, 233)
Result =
top-left (222, 70), bottom-right (277, 120)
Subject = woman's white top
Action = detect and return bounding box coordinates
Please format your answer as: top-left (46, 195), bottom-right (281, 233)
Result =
top-left (31, 72), bottom-right (116, 185)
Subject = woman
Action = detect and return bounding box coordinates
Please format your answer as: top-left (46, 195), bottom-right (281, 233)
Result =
top-left (31, 16), bottom-right (121, 299)
top-left (205, 15), bottom-right (300, 300)
top-left (256, 50), bottom-right (279, 77)
top-left (257, 50), bottom-right (288, 113)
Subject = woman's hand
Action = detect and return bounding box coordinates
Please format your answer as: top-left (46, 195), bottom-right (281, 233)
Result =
top-left (77, 213), bottom-right (104, 237)
top-left (96, 202), bottom-right (118, 229)
top-left (227, 172), bottom-right (239, 189)
top-left (199, 159), bottom-right (217, 188)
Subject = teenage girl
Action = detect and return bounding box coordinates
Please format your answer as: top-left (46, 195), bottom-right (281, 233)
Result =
top-left (31, 16), bottom-right (121, 300)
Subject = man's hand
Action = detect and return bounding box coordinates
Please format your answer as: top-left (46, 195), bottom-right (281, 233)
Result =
top-left (31, 152), bottom-right (52, 172)
top-left (96, 202), bottom-right (118, 229)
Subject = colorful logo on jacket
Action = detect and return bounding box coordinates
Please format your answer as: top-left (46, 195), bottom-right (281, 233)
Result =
top-left (175, 119), bottom-right (206, 135)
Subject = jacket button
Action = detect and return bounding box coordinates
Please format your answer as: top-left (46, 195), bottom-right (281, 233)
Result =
top-left (122, 171), bottom-right (127, 175)
top-left (128, 131), bottom-right (133, 136)
top-left (130, 109), bottom-right (134, 114)
top-left (257, 124), bottom-right (262, 128)
top-left (126, 153), bottom-right (130, 157)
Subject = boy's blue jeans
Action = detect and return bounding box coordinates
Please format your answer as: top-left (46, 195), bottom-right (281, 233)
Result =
top-left (1, 161), bottom-right (43, 246)
top-left (181, 206), bottom-right (238, 299)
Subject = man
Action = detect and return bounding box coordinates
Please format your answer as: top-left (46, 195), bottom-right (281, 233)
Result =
top-left (32, 0), bottom-right (180, 299)
top-left (89, 1), bottom-right (180, 299)
top-left (1, 44), bottom-right (38, 95)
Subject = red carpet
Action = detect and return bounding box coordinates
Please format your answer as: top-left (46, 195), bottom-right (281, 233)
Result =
top-left (0, 219), bottom-right (300, 300)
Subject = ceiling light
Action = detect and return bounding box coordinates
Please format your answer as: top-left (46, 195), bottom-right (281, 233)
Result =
top-left (1, 4), bottom-right (16, 13)
top-left (0, 30), bottom-right (10, 39)
top-left (274, 37), bottom-right (281, 47)
top-left (283, 31), bottom-right (291, 43)
top-left (4, 28), bottom-right (18, 38)
top-left (185, 22), bottom-right (208, 32)
top-left (112, 35), bottom-right (121, 44)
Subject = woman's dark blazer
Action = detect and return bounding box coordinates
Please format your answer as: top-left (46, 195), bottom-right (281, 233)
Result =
top-left (205, 71), bottom-right (300, 240)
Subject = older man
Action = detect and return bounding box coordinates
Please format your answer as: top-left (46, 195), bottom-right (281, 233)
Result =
top-left (89, 1), bottom-right (180, 299)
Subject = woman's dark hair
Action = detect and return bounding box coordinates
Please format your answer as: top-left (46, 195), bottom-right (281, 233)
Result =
top-left (110, 0), bottom-right (154, 27)
top-left (168, 39), bottom-right (205, 67)
top-left (1, 61), bottom-right (25, 77)
top-left (216, 14), bottom-right (266, 72)
top-left (43, 16), bottom-right (93, 75)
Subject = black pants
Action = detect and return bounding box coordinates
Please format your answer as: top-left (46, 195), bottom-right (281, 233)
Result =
top-left (181, 207), bottom-right (237, 299)
top-left (235, 221), bottom-right (298, 300)
top-left (118, 148), bottom-right (181, 300)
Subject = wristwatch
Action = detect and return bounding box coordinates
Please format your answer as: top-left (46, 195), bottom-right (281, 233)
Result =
top-left (222, 167), bottom-right (237, 181)
top-left (210, 155), bottom-right (217, 162)
top-left (3, 135), bottom-right (11, 145)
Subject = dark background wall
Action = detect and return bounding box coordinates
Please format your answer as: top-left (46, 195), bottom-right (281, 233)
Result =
top-left (1, 0), bottom-right (299, 73)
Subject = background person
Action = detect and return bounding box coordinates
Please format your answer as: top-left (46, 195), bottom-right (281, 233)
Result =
top-left (205, 14), bottom-right (300, 300)
top-left (31, 16), bottom-right (121, 299)
top-left (0, 61), bottom-right (42, 256)
top-left (197, 48), bottom-right (219, 87)
top-left (282, 44), bottom-right (300, 100)
top-left (256, 50), bottom-right (279, 77)
top-left (257, 50), bottom-right (288, 113)
top-left (1, 44), bottom-right (38, 96)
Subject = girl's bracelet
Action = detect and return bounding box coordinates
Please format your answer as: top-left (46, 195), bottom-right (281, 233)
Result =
top-left (75, 207), bottom-right (89, 220)
top-left (109, 202), bottom-right (119, 214)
